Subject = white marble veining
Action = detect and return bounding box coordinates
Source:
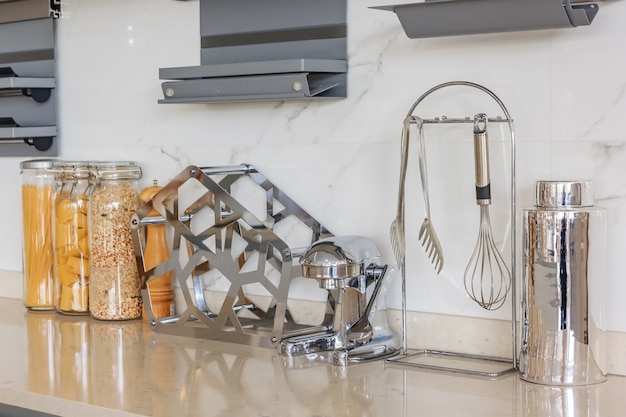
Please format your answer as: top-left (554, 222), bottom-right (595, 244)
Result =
top-left (2, 0), bottom-right (626, 355)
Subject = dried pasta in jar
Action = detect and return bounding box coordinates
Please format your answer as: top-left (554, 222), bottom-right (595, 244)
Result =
top-left (20, 159), bottom-right (57, 310)
top-left (53, 162), bottom-right (91, 314)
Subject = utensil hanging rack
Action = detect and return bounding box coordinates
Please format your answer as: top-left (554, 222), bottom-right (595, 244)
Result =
top-left (386, 80), bottom-right (517, 378)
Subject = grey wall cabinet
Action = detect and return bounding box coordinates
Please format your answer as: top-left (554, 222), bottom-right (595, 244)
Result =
top-left (0, 0), bottom-right (58, 157)
top-left (159, 0), bottom-right (348, 103)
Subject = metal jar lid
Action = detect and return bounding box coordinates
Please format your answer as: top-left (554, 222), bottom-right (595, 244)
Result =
top-left (535, 180), bottom-right (593, 208)
top-left (19, 158), bottom-right (59, 170)
top-left (54, 161), bottom-right (91, 179)
top-left (90, 161), bottom-right (142, 180)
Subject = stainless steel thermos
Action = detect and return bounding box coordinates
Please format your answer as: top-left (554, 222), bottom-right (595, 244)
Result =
top-left (520, 181), bottom-right (607, 385)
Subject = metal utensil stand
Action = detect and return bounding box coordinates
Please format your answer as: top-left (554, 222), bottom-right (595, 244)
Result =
top-left (386, 81), bottom-right (517, 378)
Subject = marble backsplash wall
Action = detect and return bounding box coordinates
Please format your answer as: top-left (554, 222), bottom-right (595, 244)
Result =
top-left (1, 0), bottom-right (626, 336)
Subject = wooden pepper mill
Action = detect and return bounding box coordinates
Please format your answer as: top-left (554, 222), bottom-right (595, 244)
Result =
top-left (140, 180), bottom-right (175, 321)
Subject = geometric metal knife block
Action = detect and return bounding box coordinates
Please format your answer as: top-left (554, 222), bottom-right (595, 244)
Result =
top-left (131, 164), bottom-right (334, 349)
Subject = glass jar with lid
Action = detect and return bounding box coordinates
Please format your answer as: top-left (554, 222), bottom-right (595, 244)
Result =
top-left (20, 159), bottom-right (58, 310)
top-left (53, 161), bottom-right (92, 315)
top-left (89, 161), bottom-right (143, 320)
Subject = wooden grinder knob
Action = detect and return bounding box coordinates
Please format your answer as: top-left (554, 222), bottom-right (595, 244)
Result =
top-left (140, 180), bottom-right (175, 320)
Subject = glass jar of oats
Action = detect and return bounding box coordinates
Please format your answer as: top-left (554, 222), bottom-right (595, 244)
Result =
top-left (53, 161), bottom-right (92, 315)
top-left (89, 161), bottom-right (143, 320)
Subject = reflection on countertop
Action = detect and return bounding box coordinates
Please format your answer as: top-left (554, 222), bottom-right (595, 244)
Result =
top-left (0, 297), bottom-right (624, 417)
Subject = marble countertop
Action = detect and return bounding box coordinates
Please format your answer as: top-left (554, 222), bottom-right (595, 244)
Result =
top-left (0, 297), bottom-right (624, 417)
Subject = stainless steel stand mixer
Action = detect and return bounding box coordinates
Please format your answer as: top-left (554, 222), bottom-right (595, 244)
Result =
top-left (280, 236), bottom-right (400, 368)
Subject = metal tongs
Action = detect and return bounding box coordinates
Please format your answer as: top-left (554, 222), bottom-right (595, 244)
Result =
top-left (390, 116), bottom-right (444, 274)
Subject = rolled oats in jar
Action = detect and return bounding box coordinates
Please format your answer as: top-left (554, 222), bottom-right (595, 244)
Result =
top-left (53, 161), bottom-right (92, 315)
top-left (89, 161), bottom-right (143, 320)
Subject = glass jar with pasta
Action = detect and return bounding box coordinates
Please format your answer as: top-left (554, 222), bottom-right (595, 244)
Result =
top-left (53, 161), bottom-right (92, 315)
top-left (20, 159), bottom-right (58, 310)
top-left (89, 161), bottom-right (143, 320)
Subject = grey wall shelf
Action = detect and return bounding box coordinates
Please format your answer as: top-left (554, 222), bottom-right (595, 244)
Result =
top-left (159, 0), bottom-right (347, 104)
top-left (0, 126), bottom-right (57, 151)
top-left (0, 0), bottom-right (52, 25)
top-left (372, 0), bottom-right (599, 39)
top-left (0, 77), bottom-right (55, 90)
top-left (0, 14), bottom-right (57, 156)
top-left (160, 59), bottom-right (347, 103)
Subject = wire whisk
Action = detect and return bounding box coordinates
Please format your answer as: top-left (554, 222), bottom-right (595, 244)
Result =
top-left (464, 205), bottom-right (511, 310)
top-left (464, 113), bottom-right (511, 311)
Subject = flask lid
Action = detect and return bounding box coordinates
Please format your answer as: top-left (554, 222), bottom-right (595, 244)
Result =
top-left (536, 180), bottom-right (593, 207)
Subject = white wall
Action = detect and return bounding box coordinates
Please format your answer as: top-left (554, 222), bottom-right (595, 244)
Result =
top-left (2, 0), bottom-right (626, 332)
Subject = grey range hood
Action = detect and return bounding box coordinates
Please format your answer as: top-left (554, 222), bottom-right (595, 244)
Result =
top-left (159, 0), bottom-right (347, 104)
top-left (372, 0), bottom-right (600, 39)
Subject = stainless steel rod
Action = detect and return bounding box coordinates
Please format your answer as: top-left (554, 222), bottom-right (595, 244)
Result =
top-left (414, 117), bottom-right (512, 124)
top-left (137, 214), bottom-right (192, 225)
top-left (199, 164), bottom-right (257, 176)
top-left (0, 139), bottom-right (27, 144)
